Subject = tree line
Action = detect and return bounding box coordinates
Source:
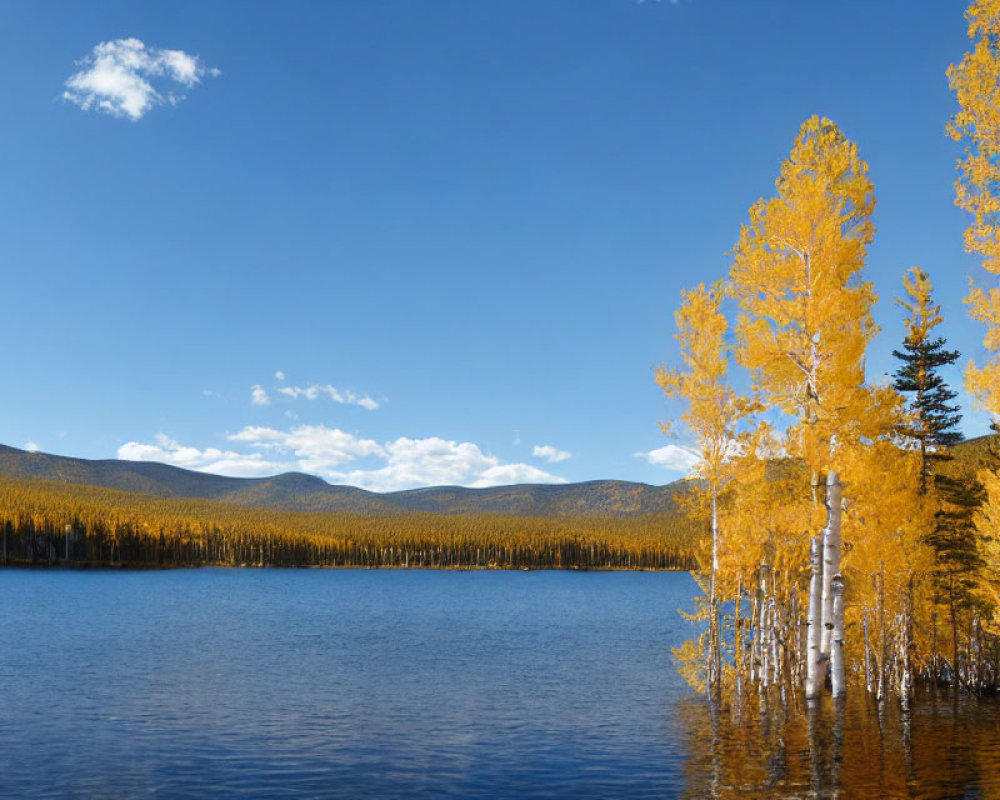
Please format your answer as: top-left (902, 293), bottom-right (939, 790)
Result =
top-left (661, 0), bottom-right (1000, 705)
top-left (0, 477), bottom-right (697, 571)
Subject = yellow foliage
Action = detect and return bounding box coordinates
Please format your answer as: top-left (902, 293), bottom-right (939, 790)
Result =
top-left (730, 115), bottom-right (879, 475)
top-left (949, 0), bottom-right (1000, 416)
top-left (975, 467), bottom-right (1000, 632)
top-left (656, 281), bottom-right (757, 489)
top-left (672, 633), bottom-right (708, 692)
top-left (898, 267), bottom-right (944, 350)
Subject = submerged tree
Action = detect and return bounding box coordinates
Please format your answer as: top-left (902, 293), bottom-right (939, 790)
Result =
top-left (891, 267), bottom-right (981, 683)
top-left (949, 0), bottom-right (1000, 645)
top-left (657, 281), bottom-right (755, 696)
top-left (730, 115), bottom-right (881, 699)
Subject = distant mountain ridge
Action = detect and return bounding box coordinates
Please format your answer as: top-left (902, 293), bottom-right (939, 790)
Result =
top-left (0, 444), bottom-right (686, 517)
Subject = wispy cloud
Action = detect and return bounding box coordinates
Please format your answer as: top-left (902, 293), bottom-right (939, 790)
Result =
top-left (250, 385), bottom-right (270, 406)
top-left (638, 444), bottom-right (701, 475)
top-left (119, 426), bottom-right (566, 492)
top-left (277, 383), bottom-right (380, 411)
top-left (63, 38), bottom-right (219, 120)
top-left (532, 444), bottom-right (571, 463)
top-left (118, 434), bottom-right (282, 478)
top-left (25, 441), bottom-right (40, 453)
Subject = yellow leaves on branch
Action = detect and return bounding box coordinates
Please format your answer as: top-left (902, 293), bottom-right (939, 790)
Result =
top-left (950, 0), bottom-right (1000, 416)
top-left (730, 115), bottom-right (880, 472)
top-left (965, 282), bottom-right (1000, 414)
top-left (975, 467), bottom-right (1000, 633)
top-left (655, 281), bottom-right (756, 485)
top-left (898, 267), bottom-right (944, 348)
top-left (949, 0), bottom-right (1000, 274)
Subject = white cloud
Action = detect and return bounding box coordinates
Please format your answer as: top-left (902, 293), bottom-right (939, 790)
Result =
top-left (119, 426), bottom-right (566, 492)
top-left (229, 424), bottom-right (383, 471)
top-left (118, 434), bottom-right (283, 477)
top-left (532, 444), bottom-right (572, 463)
top-left (275, 371), bottom-right (286, 381)
top-left (277, 383), bottom-right (380, 410)
top-left (63, 38), bottom-right (218, 120)
top-left (251, 385), bottom-right (270, 406)
top-left (639, 444), bottom-right (702, 475)
top-left (343, 436), bottom-right (562, 492)
top-left (25, 441), bottom-right (39, 453)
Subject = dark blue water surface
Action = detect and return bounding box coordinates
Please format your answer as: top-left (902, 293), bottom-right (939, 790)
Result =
top-left (0, 569), bottom-right (699, 799)
top-left (5, 569), bottom-right (999, 799)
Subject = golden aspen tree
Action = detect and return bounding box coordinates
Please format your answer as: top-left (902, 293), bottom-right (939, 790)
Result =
top-left (976, 465), bottom-right (1000, 635)
top-left (950, 0), bottom-right (1000, 420)
top-left (657, 281), bottom-right (755, 696)
top-left (720, 429), bottom-right (812, 691)
top-left (949, 0), bottom-right (1000, 650)
top-left (730, 116), bottom-right (879, 699)
top-left (839, 438), bottom-right (933, 703)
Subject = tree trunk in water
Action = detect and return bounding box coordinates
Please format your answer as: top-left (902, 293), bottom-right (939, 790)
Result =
top-left (900, 577), bottom-right (914, 708)
top-left (709, 487), bottom-right (721, 697)
top-left (878, 564), bottom-right (888, 702)
top-left (734, 577), bottom-right (743, 697)
top-left (864, 610), bottom-right (873, 694)
top-left (821, 471), bottom-right (843, 665)
top-left (791, 584), bottom-right (802, 688)
top-left (749, 577), bottom-right (760, 685)
top-left (950, 574), bottom-right (959, 689)
top-left (760, 566), bottom-right (771, 690)
top-left (806, 535), bottom-right (825, 699)
top-left (931, 607), bottom-right (939, 684)
top-left (831, 573), bottom-right (846, 698)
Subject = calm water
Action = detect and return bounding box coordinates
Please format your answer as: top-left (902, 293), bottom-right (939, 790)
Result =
top-left (0, 569), bottom-right (996, 799)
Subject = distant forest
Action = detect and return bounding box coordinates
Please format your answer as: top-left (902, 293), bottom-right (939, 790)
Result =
top-left (0, 476), bottom-right (698, 571)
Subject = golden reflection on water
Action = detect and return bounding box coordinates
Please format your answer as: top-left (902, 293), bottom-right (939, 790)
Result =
top-left (679, 690), bottom-right (1000, 799)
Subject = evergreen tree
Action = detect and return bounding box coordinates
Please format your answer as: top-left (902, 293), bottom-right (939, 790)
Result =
top-left (892, 266), bottom-right (983, 682)
top-left (892, 267), bottom-right (963, 494)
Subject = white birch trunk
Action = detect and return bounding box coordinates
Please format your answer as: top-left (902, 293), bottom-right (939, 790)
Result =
top-left (734, 579), bottom-right (743, 696)
top-left (831, 572), bottom-right (845, 697)
top-left (709, 487), bottom-right (720, 694)
top-left (750, 580), bottom-right (760, 685)
top-left (806, 535), bottom-right (825, 699)
top-left (770, 598), bottom-right (780, 687)
top-left (760, 567), bottom-right (771, 689)
top-left (821, 471), bottom-right (843, 660)
top-left (877, 565), bottom-right (888, 702)
top-left (864, 610), bottom-right (873, 694)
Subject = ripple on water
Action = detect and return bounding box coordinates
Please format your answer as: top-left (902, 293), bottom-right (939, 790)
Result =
top-left (0, 568), bottom-right (995, 799)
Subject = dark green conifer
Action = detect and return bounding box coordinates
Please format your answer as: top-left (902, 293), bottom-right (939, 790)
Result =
top-left (892, 267), bottom-right (962, 492)
top-left (892, 267), bottom-right (983, 683)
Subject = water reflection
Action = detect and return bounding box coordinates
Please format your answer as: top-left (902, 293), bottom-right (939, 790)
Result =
top-left (679, 689), bottom-right (1000, 799)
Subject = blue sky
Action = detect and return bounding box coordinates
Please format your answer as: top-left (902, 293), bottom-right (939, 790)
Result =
top-left (0, 0), bottom-right (987, 491)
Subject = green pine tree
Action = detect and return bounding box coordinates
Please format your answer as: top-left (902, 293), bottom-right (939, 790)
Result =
top-left (892, 267), bottom-right (983, 683)
top-left (892, 267), bottom-right (962, 493)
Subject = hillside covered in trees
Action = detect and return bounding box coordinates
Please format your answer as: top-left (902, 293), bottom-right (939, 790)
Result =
top-left (0, 444), bottom-right (684, 517)
top-left (0, 474), bottom-right (697, 571)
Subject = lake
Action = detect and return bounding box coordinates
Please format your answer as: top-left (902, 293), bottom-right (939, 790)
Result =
top-left (0, 569), bottom-right (997, 798)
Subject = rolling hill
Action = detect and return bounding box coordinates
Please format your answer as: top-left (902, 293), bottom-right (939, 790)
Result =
top-left (0, 444), bottom-right (685, 517)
